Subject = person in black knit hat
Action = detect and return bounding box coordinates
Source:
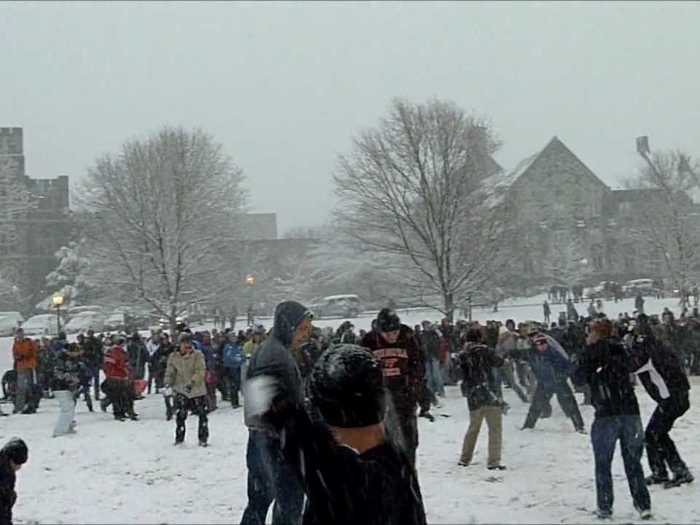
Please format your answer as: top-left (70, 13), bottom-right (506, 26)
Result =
top-left (361, 308), bottom-right (432, 468)
top-left (0, 437), bottom-right (29, 525)
top-left (247, 344), bottom-right (427, 525)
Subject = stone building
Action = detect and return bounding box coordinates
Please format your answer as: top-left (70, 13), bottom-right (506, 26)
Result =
top-left (0, 127), bottom-right (71, 308)
top-left (501, 136), bottom-right (669, 285)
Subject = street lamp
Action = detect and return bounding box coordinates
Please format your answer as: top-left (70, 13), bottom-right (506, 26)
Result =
top-left (245, 274), bottom-right (256, 326)
top-left (52, 293), bottom-right (64, 332)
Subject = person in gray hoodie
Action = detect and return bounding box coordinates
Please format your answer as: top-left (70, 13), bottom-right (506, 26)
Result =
top-left (240, 301), bottom-right (313, 525)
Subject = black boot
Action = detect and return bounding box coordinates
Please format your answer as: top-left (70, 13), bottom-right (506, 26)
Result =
top-left (645, 473), bottom-right (670, 485)
top-left (664, 470), bottom-right (694, 489)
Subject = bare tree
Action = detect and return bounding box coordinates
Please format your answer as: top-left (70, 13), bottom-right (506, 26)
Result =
top-left (334, 98), bottom-right (511, 321)
top-left (630, 149), bottom-right (700, 307)
top-left (79, 127), bottom-right (247, 333)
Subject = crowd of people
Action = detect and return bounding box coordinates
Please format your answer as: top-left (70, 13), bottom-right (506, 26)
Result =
top-left (1, 296), bottom-right (697, 524)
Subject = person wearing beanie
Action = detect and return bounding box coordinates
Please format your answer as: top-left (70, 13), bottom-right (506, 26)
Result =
top-left (0, 438), bottom-right (28, 525)
top-left (361, 308), bottom-right (431, 468)
top-left (458, 327), bottom-right (506, 470)
top-left (251, 345), bottom-right (427, 525)
top-left (241, 301), bottom-right (313, 525)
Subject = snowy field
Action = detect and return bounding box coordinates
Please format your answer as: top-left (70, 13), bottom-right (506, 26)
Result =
top-left (2, 378), bottom-right (699, 524)
top-left (1, 295), bottom-right (697, 524)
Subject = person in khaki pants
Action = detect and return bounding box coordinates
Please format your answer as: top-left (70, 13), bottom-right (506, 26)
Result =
top-left (458, 327), bottom-right (506, 470)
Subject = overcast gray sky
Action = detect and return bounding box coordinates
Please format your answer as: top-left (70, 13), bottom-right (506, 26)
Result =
top-left (2, 1), bottom-right (699, 233)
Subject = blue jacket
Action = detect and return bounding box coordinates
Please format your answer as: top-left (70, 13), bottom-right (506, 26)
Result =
top-left (528, 335), bottom-right (572, 389)
top-left (223, 341), bottom-right (243, 368)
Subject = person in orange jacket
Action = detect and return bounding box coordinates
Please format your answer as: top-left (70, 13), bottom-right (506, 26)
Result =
top-left (12, 328), bottom-right (38, 414)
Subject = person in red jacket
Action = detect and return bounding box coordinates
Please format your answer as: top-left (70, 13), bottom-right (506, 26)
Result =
top-left (12, 328), bottom-right (39, 414)
top-left (361, 309), bottom-right (432, 468)
top-left (102, 335), bottom-right (137, 421)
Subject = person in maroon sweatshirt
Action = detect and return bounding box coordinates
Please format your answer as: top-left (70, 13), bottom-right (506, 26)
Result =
top-left (361, 308), bottom-right (432, 467)
top-left (102, 335), bottom-right (137, 421)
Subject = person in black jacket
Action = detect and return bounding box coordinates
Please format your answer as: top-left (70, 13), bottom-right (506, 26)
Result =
top-left (419, 321), bottom-right (445, 403)
top-left (458, 328), bottom-right (506, 470)
top-left (127, 332), bottom-right (149, 382)
top-left (633, 315), bottom-right (694, 488)
top-left (361, 309), bottom-right (432, 468)
top-left (240, 301), bottom-right (312, 525)
top-left (250, 344), bottom-right (427, 525)
top-left (82, 330), bottom-right (103, 400)
top-left (0, 437), bottom-right (28, 525)
top-left (573, 319), bottom-right (651, 520)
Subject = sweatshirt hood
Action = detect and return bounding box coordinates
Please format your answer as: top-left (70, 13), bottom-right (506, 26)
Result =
top-left (272, 301), bottom-right (311, 347)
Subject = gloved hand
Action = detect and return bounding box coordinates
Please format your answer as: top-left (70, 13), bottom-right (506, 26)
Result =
top-left (419, 410), bottom-right (435, 422)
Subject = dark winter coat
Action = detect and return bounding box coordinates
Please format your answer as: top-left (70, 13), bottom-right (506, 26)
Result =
top-left (152, 343), bottom-right (174, 373)
top-left (244, 301), bottom-right (307, 433)
top-left (127, 340), bottom-right (149, 380)
top-left (361, 326), bottom-right (430, 416)
top-left (418, 329), bottom-right (441, 361)
top-left (0, 453), bottom-right (16, 525)
top-left (82, 336), bottom-right (103, 370)
top-left (528, 336), bottom-right (572, 390)
top-left (458, 343), bottom-right (504, 411)
top-left (632, 333), bottom-right (690, 403)
top-left (281, 407), bottom-right (427, 525)
top-left (51, 352), bottom-right (81, 392)
top-left (0, 461), bottom-right (15, 525)
top-left (572, 337), bottom-right (641, 418)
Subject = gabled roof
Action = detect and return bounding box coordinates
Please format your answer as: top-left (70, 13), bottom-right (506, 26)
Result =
top-left (505, 136), bottom-right (610, 190)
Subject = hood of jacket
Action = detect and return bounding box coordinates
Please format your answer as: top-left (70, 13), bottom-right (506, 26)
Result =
top-left (272, 301), bottom-right (310, 347)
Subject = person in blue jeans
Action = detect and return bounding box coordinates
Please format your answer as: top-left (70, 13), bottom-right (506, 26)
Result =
top-left (573, 318), bottom-right (651, 520)
top-left (241, 301), bottom-right (312, 525)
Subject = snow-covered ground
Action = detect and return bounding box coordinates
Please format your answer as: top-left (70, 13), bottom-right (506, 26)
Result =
top-left (2, 378), bottom-right (699, 524)
top-left (1, 295), bottom-right (696, 524)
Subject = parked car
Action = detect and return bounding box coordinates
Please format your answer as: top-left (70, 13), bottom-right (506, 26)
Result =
top-left (0, 312), bottom-right (24, 336)
top-left (67, 305), bottom-right (104, 317)
top-left (22, 314), bottom-right (60, 337)
top-left (64, 311), bottom-right (105, 334)
top-left (623, 278), bottom-right (657, 298)
top-left (310, 295), bottom-right (362, 319)
top-left (104, 312), bottom-right (127, 332)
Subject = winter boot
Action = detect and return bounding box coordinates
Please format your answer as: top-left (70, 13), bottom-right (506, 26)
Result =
top-left (645, 473), bottom-right (670, 486)
top-left (595, 509), bottom-right (612, 520)
top-left (199, 440), bottom-right (208, 447)
top-left (664, 470), bottom-right (694, 489)
top-left (487, 464), bottom-right (507, 471)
